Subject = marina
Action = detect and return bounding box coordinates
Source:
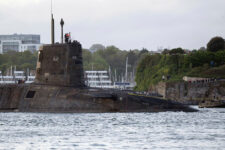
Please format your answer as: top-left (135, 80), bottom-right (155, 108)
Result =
top-left (0, 70), bottom-right (35, 84)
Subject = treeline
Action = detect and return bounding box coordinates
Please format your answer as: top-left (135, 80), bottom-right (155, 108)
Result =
top-left (135, 36), bottom-right (225, 91)
top-left (1, 36), bottom-right (224, 91)
top-left (0, 51), bottom-right (38, 74)
top-left (83, 45), bottom-right (149, 81)
top-left (0, 45), bottom-right (149, 80)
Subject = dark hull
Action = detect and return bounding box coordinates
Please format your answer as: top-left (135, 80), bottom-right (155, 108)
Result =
top-left (199, 101), bottom-right (225, 108)
top-left (0, 84), bottom-right (197, 113)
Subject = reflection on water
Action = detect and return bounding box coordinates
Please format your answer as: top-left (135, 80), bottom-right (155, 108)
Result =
top-left (0, 107), bottom-right (225, 150)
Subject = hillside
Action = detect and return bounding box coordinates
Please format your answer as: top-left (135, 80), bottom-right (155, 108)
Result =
top-left (135, 50), bottom-right (225, 91)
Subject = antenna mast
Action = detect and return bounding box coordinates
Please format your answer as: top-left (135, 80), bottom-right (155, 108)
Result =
top-left (60, 19), bottom-right (64, 43)
top-left (51, 0), bottom-right (55, 44)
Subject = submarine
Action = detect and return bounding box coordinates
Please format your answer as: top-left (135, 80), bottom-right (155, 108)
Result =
top-left (0, 14), bottom-right (197, 113)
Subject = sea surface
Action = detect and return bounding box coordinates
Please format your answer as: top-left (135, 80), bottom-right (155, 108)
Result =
top-left (0, 107), bottom-right (225, 150)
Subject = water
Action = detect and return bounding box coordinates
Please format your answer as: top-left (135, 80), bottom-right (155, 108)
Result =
top-left (0, 107), bottom-right (225, 150)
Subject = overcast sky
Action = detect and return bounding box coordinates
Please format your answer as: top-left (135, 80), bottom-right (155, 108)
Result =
top-left (0, 0), bottom-right (225, 50)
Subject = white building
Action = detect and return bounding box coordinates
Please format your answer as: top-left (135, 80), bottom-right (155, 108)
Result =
top-left (85, 70), bottom-right (114, 89)
top-left (0, 34), bottom-right (41, 53)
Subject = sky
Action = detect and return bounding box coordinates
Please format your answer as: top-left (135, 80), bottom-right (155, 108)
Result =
top-left (0, 0), bottom-right (225, 50)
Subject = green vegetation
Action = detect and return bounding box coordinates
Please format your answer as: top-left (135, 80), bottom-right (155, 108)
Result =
top-left (135, 36), bottom-right (225, 91)
top-left (0, 46), bottom-right (148, 81)
top-left (0, 51), bottom-right (38, 74)
top-left (207, 36), bottom-right (225, 52)
top-left (1, 36), bottom-right (224, 92)
top-left (82, 46), bottom-right (148, 81)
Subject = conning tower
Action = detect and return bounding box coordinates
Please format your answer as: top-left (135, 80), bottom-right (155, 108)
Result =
top-left (35, 42), bottom-right (85, 87)
top-left (35, 14), bottom-right (85, 87)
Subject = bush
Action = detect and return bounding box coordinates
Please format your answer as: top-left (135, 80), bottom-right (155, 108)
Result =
top-left (135, 50), bottom-right (225, 91)
top-left (207, 36), bottom-right (225, 52)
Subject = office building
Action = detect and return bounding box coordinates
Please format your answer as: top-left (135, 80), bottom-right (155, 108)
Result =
top-left (0, 34), bottom-right (41, 53)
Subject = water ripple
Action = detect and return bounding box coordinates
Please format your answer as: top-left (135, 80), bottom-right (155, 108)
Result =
top-left (0, 108), bottom-right (225, 150)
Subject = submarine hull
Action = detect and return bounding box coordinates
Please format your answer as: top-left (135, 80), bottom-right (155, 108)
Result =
top-left (0, 84), bottom-right (197, 113)
top-left (0, 42), bottom-right (197, 113)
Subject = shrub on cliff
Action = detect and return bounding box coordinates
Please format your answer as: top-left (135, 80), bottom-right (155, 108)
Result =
top-left (185, 51), bottom-right (214, 67)
top-left (185, 50), bottom-right (225, 68)
top-left (135, 49), bottom-right (225, 91)
top-left (135, 54), bottom-right (163, 91)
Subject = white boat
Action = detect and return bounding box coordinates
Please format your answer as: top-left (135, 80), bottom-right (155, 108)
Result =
top-left (85, 70), bottom-right (114, 89)
top-left (26, 76), bottom-right (35, 83)
top-left (0, 70), bottom-right (35, 84)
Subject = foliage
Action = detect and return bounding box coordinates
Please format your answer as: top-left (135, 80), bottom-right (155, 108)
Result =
top-left (2, 36), bottom-right (225, 92)
top-left (199, 47), bottom-right (206, 51)
top-left (135, 50), bottom-right (225, 91)
top-left (162, 49), bottom-right (170, 55)
top-left (0, 46), bottom-right (148, 82)
top-left (207, 36), bottom-right (225, 52)
top-left (0, 51), bottom-right (38, 74)
top-left (89, 44), bottom-right (105, 52)
top-left (82, 46), bottom-right (150, 81)
top-left (169, 48), bottom-right (185, 55)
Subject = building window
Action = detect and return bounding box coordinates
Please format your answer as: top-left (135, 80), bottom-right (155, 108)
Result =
top-left (2, 42), bottom-right (19, 52)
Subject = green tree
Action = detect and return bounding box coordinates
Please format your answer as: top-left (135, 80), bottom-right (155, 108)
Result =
top-left (162, 49), bottom-right (170, 55)
top-left (207, 36), bottom-right (225, 52)
top-left (169, 48), bottom-right (185, 55)
top-left (89, 44), bottom-right (105, 52)
top-left (127, 50), bottom-right (138, 68)
top-left (0, 50), bottom-right (38, 74)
